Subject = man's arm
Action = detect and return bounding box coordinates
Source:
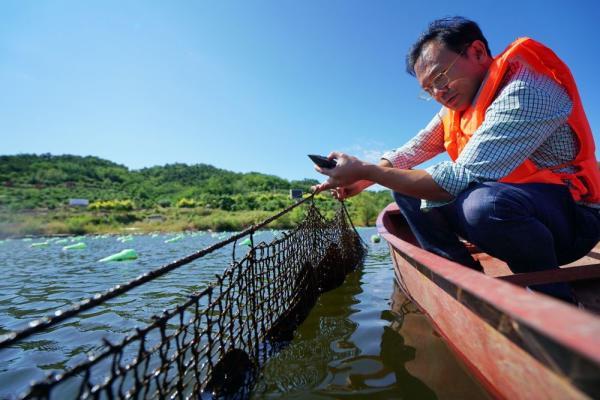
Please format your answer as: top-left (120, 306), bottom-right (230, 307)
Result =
top-left (312, 112), bottom-right (446, 198)
top-left (314, 152), bottom-right (453, 202)
top-left (363, 164), bottom-right (453, 201)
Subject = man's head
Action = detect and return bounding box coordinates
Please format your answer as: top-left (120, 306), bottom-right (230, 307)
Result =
top-left (407, 17), bottom-right (493, 111)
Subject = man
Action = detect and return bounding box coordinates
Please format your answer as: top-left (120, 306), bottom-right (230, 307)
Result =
top-left (312, 17), bottom-right (600, 303)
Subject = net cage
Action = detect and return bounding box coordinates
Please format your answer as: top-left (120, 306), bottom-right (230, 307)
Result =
top-left (0, 198), bottom-right (366, 399)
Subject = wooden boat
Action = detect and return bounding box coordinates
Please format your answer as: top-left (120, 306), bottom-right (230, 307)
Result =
top-left (376, 202), bottom-right (600, 400)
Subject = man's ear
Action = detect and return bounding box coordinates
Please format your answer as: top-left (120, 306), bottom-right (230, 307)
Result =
top-left (469, 40), bottom-right (489, 63)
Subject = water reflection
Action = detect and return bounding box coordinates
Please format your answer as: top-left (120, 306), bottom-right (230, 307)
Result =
top-left (253, 270), bottom-right (362, 395)
top-left (253, 238), bottom-right (488, 399)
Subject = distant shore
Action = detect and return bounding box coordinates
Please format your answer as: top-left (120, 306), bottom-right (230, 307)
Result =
top-left (0, 206), bottom-right (341, 239)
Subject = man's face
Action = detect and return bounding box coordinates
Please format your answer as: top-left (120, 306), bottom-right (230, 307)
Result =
top-left (414, 40), bottom-right (488, 112)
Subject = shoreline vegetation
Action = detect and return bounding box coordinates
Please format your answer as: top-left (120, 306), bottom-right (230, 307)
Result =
top-left (0, 154), bottom-right (392, 238)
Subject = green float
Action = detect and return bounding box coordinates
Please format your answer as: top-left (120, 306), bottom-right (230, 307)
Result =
top-left (99, 249), bottom-right (138, 262)
top-left (63, 242), bottom-right (87, 251)
top-left (164, 235), bottom-right (183, 243)
top-left (239, 238), bottom-right (252, 247)
top-left (30, 242), bottom-right (49, 248)
top-left (370, 234), bottom-right (381, 243)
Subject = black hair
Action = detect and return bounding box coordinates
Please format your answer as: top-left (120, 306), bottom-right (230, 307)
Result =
top-left (406, 17), bottom-right (492, 76)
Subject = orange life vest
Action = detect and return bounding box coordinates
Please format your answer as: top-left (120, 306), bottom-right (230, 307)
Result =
top-left (441, 37), bottom-right (600, 203)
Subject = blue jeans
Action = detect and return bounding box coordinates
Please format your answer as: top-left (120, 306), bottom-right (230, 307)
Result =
top-left (393, 182), bottom-right (600, 302)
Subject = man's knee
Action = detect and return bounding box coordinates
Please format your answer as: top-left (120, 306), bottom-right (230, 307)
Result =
top-left (457, 183), bottom-right (531, 228)
top-left (457, 184), bottom-right (497, 227)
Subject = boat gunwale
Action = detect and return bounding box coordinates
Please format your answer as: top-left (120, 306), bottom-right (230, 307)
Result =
top-left (376, 202), bottom-right (600, 398)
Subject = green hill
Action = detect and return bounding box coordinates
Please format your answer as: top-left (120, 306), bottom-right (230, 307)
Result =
top-left (0, 154), bottom-right (392, 237)
top-left (0, 154), bottom-right (320, 210)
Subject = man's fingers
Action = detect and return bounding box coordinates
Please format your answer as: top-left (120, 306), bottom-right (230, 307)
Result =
top-left (320, 182), bottom-right (335, 191)
top-left (327, 151), bottom-right (343, 160)
top-left (311, 181), bottom-right (335, 194)
top-left (330, 188), bottom-right (342, 200)
top-left (314, 165), bottom-right (333, 176)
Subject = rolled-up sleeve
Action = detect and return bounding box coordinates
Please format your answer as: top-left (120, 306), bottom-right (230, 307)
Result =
top-left (421, 66), bottom-right (573, 209)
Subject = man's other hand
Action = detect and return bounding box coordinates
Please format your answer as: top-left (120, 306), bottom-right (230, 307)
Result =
top-left (331, 180), bottom-right (374, 200)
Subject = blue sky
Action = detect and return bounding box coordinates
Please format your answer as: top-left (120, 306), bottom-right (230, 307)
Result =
top-left (2, 1), bottom-right (599, 182)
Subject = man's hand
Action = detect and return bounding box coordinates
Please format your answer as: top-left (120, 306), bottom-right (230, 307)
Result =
top-left (310, 154), bottom-right (452, 201)
top-left (330, 180), bottom-right (373, 200)
top-left (311, 155), bottom-right (393, 198)
top-left (311, 152), bottom-right (370, 194)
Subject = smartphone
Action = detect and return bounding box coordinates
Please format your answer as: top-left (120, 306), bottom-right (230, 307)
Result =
top-left (308, 154), bottom-right (337, 169)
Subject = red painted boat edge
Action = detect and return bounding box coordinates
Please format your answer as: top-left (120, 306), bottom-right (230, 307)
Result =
top-left (376, 202), bottom-right (600, 366)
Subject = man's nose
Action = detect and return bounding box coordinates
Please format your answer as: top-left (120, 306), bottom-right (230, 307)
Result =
top-left (431, 84), bottom-right (450, 99)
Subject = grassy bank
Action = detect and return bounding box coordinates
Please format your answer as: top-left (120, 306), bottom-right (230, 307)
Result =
top-left (0, 206), bottom-right (316, 238)
top-left (1, 190), bottom-right (394, 238)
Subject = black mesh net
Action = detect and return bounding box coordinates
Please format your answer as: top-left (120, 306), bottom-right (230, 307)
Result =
top-left (0, 198), bottom-right (366, 399)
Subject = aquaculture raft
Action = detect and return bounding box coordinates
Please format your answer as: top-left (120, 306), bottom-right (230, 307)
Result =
top-left (0, 196), bottom-right (366, 399)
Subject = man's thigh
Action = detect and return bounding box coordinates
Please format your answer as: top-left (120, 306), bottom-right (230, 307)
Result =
top-left (441, 182), bottom-right (591, 261)
top-left (444, 182), bottom-right (578, 251)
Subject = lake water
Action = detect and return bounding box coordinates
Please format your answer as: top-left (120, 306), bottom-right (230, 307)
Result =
top-left (0, 228), bottom-right (488, 399)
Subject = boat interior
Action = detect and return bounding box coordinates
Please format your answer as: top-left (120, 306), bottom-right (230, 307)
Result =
top-left (382, 208), bottom-right (600, 315)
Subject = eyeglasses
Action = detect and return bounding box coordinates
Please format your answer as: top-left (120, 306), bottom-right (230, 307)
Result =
top-left (418, 48), bottom-right (465, 101)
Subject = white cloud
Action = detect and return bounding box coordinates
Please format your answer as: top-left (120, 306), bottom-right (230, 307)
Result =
top-left (341, 141), bottom-right (388, 163)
